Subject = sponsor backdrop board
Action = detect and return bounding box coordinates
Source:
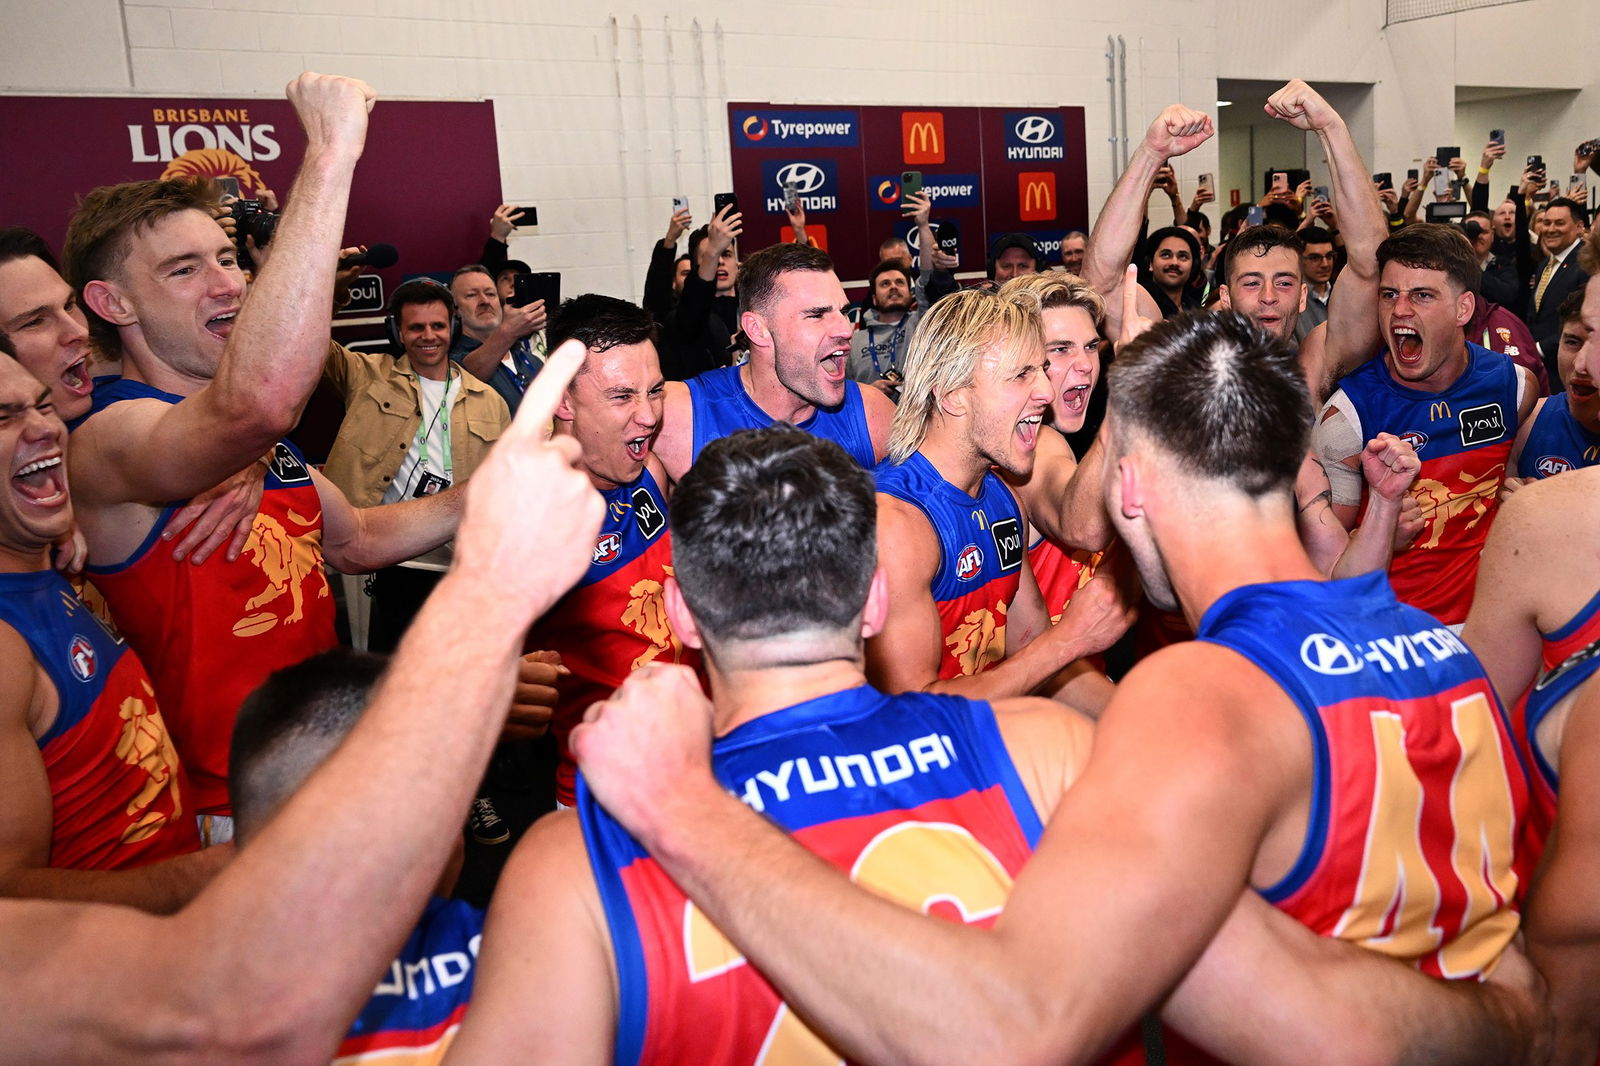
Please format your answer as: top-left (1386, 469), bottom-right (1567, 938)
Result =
top-left (729, 102), bottom-right (1088, 281)
top-left (0, 95), bottom-right (502, 322)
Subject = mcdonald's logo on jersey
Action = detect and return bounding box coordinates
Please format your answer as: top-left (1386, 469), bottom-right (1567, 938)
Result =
top-left (1585, 444), bottom-right (1599, 463)
top-left (1429, 401), bottom-right (1452, 422)
top-left (902, 111), bottom-right (946, 165)
top-left (1018, 172), bottom-right (1057, 221)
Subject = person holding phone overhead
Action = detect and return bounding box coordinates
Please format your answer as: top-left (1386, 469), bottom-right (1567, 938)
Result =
top-left (661, 197), bottom-right (743, 380)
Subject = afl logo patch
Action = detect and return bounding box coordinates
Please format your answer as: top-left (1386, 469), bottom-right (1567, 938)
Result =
top-left (955, 544), bottom-right (983, 580)
top-left (1299, 633), bottom-right (1362, 676)
top-left (631, 486), bottom-right (666, 540)
top-left (1535, 455), bottom-right (1573, 477)
top-left (1399, 430), bottom-right (1428, 451)
top-left (68, 634), bottom-right (96, 682)
top-left (593, 532), bottom-right (621, 564)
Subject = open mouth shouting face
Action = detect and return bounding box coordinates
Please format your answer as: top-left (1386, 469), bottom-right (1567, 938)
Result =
top-left (971, 333), bottom-right (1053, 479)
top-left (0, 253), bottom-right (96, 422)
top-left (766, 268), bottom-right (855, 414)
top-left (0, 357), bottom-right (72, 561)
top-left (1041, 305), bottom-right (1102, 433)
top-left (1378, 262), bottom-right (1472, 388)
top-left (560, 340), bottom-right (666, 491)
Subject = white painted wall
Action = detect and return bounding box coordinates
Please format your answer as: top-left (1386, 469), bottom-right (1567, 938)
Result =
top-left (1, 0), bottom-right (1593, 296)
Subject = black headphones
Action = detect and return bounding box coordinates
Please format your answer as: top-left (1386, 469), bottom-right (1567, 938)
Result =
top-left (384, 278), bottom-right (463, 353)
top-left (986, 233), bottom-right (1044, 281)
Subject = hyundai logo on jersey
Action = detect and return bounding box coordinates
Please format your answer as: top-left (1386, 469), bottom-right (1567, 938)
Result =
top-left (733, 109), bottom-right (859, 147)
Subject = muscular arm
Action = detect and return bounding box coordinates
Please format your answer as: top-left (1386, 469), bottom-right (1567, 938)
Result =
top-left (866, 497), bottom-right (1122, 701)
top-left (1524, 678), bottom-right (1600, 1066)
top-left (1461, 485), bottom-right (1547, 705)
top-left (0, 627), bottom-right (229, 914)
top-left (577, 645), bottom-right (1301, 1066)
top-left (0, 340), bottom-right (604, 1064)
top-left (1167, 890), bottom-right (1544, 1066)
top-left (73, 77), bottom-right (372, 507)
top-left (313, 468), bottom-right (465, 574)
top-left (442, 811), bottom-right (615, 1066)
top-left (859, 377), bottom-right (896, 462)
top-left (1266, 82), bottom-right (1384, 401)
top-left (1085, 105), bottom-right (1212, 339)
top-left (653, 380), bottom-right (694, 483)
top-left (1008, 425), bottom-right (1113, 552)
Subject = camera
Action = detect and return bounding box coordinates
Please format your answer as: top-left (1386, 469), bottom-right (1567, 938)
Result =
top-left (232, 199), bottom-right (280, 270)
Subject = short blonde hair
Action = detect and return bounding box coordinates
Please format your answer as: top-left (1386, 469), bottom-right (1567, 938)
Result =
top-left (998, 271), bottom-right (1106, 332)
top-left (887, 288), bottom-right (1042, 464)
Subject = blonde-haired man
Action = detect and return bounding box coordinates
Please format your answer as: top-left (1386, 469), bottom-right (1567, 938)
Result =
top-left (869, 288), bottom-right (1130, 697)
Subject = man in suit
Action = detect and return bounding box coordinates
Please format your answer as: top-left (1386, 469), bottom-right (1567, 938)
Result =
top-left (1527, 197), bottom-right (1590, 381)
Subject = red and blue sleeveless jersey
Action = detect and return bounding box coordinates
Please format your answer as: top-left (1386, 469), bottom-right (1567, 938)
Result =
top-left (335, 896), bottom-right (484, 1065)
top-left (0, 569), bottom-right (199, 869)
top-left (1028, 536), bottom-right (1098, 624)
top-left (1517, 394), bottom-right (1600, 479)
top-left (686, 364), bottom-right (877, 468)
top-left (1198, 573), bottom-right (1526, 979)
top-left (1512, 586), bottom-right (1600, 867)
top-left (577, 685), bottom-right (1043, 1065)
top-left (73, 378), bottom-right (337, 816)
top-left (875, 453), bottom-right (1026, 679)
top-left (1336, 344), bottom-right (1520, 625)
top-left (527, 467), bottom-right (697, 807)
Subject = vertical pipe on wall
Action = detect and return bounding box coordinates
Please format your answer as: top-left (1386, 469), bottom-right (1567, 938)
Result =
top-left (1105, 36), bottom-right (1120, 186)
top-left (608, 17), bottom-right (636, 285)
top-left (662, 15), bottom-right (685, 197)
top-left (1117, 35), bottom-right (1130, 171)
top-left (692, 19), bottom-right (716, 210)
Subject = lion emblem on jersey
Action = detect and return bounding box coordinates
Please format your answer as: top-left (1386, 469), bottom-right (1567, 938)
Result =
top-left (115, 678), bottom-right (182, 843)
top-left (1408, 464), bottom-right (1503, 551)
top-left (622, 565), bottom-right (682, 670)
top-left (235, 511), bottom-right (330, 637)
top-left (946, 602), bottom-right (1007, 676)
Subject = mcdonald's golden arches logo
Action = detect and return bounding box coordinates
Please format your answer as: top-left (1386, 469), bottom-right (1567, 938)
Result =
top-left (1429, 401), bottom-right (1452, 422)
top-left (1585, 444), bottom-right (1599, 462)
top-left (1018, 171), bottom-right (1057, 221)
top-left (902, 111), bottom-right (946, 165)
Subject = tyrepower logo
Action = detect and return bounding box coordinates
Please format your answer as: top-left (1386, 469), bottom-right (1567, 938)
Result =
top-left (902, 111), bottom-right (946, 165)
top-left (868, 173), bottom-right (980, 211)
top-left (761, 159), bottom-right (839, 214)
top-left (1005, 112), bottom-right (1065, 161)
top-left (733, 109), bottom-right (858, 147)
top-left (1018, 172), bottom-right (1057, 221)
